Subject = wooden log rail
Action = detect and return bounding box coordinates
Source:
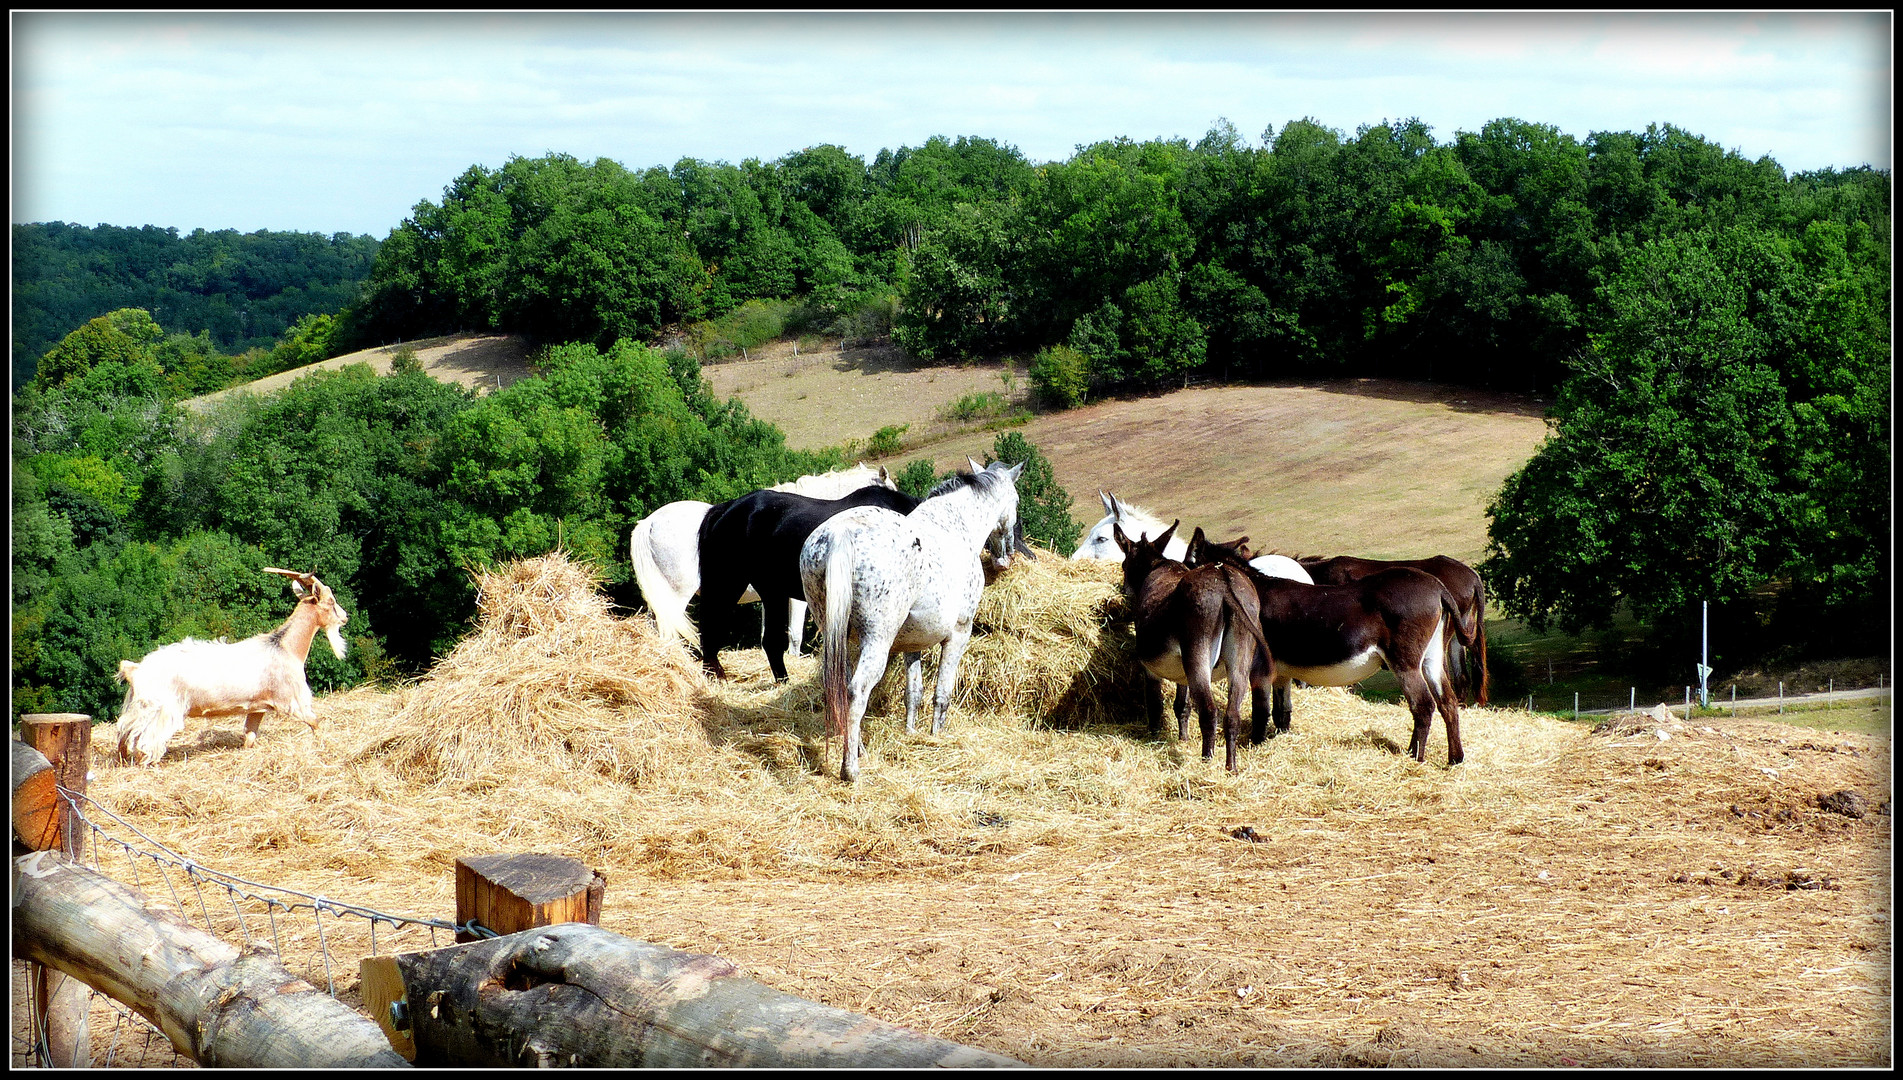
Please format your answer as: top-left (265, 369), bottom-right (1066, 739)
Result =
top-left (11, 849), bottom-right (409, 1068)
top-left (391, 921), bottom-right (1025, 1068)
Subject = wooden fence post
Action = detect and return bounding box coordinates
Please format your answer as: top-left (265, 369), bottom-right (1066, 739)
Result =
top-left (15, 718), bottom-right (93, 1069)
top-left (454, 852), bottom-right (605, 941)
top-left (19, 714), bottom-right (91, 859)
top-left (362, 852), bottom-right (607, 1062)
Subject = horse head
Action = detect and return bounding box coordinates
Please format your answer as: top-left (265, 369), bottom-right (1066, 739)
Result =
top-left (972, 459), bottom-right (1028, 571)
top-left (1113, 519), bottom-right (1179, 597)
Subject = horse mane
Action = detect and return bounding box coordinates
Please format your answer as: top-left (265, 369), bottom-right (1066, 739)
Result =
top-left (924, 470), bottom-right (983, 499)
top-left (1107, 498), bottom-right (1169, 533)
top-left (773, 463), bottom-right (887, 498)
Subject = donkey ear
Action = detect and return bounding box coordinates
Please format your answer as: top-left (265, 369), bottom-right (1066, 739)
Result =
top-left (1156, 520), bottom-right (1180, 550)
top-left (1111, 522), bottom-right (1131, 552)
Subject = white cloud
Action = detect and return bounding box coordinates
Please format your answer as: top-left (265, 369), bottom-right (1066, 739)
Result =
top-left (10, 11), bottom-right (1890, 235)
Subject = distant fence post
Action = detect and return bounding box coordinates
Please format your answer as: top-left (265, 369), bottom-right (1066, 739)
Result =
top-left (16, 715), bottom-right (94, 1068)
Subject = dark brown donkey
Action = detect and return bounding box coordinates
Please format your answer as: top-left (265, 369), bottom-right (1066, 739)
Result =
top-left (1188, 529), bottom-right (1476, 765)
top-left (1299, 553), bottom-right (1489, 705)
top-left (1114, 522), bottom-right (1272, 773)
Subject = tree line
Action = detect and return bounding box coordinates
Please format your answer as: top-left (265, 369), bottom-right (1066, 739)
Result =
top-left (9, 307), bottom-right (1080, 721)
top-left (10, 115), bottom-right (1890, 720)
top-left (12, 222), bottom-right (380, 388)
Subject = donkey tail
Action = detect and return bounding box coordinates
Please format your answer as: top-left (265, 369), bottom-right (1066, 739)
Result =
top-left (1469, 581), bottom-right (1490, 706)
top-left (1221, 566), bottom-right (1273, 687)
top-left (821, 529), bottom-right (855, 744)
top-left (631, 513), bottom-right (700, 652)
top-left (1441, 584), bottom-right (1477, 649)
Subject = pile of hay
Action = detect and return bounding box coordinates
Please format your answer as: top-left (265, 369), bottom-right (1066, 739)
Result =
top-left (860, 550), bottom-right (1146, 730)
top-left (359, 552), bottom-right (712, 786)
top-left (960, 550), bottom-right (1144, 728)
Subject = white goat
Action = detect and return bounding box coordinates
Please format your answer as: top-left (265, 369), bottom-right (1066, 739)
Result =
top-left (113, 568), bottom-right (350, 766)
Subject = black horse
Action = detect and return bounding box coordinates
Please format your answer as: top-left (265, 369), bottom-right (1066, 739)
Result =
top-left (696, 485), bottom-right (922, 680)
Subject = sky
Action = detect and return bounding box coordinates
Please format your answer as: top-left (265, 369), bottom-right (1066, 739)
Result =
top-left (10, 11), bottom-right (1893, 238)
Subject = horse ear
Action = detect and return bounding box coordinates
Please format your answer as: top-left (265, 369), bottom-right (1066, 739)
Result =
top-left (1101, 491), bottom-right (1116, 516)
top-left (1005, 462), bottom-right (1024, 482)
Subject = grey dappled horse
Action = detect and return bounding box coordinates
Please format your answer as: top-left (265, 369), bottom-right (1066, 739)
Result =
top-left (800, 459), bottom-right (1027, 782)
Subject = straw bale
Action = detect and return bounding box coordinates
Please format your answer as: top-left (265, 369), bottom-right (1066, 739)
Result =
top-left (356, 551), bottom-right (713, 786)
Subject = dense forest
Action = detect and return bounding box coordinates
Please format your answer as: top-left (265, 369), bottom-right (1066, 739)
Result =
top-left (11, 222), bottom-right (380, 388)
top-left (10, 115), bottom-right (1891, 725)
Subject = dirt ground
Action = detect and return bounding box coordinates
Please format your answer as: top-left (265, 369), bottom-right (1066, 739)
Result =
top-left (704, 340), bottom-right (1549, 564)
top-left (701, 340), bottom-right (1028, 455)
top-left (45, 664), bottom-right (1894, 1069)
top-left (181, 332), bottom-right (535, 414)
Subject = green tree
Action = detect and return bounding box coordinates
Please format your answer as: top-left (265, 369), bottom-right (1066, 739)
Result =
top-left (989, 431), bottom-right (1081, 556)
top-left (1481, 223), bottom-right (1888, 638)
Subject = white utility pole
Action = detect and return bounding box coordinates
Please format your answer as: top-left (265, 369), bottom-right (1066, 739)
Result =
top-left (1696, 601), bottom-right (1711, 709)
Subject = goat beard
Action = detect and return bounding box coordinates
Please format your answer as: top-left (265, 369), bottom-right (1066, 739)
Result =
top-left (326, 626), bottom-right (348, 659)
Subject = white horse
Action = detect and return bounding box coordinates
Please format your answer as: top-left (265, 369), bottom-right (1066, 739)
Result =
top-left (630, 464), bottom-right (896, 653)
top-left (801, 459), bottom-right (1025, 782)
top-left (1073, 491), bottom-right (1312, 583)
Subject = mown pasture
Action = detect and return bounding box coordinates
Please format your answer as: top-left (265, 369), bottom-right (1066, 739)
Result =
top-left (78, 552), bottom-right (1890, 1067)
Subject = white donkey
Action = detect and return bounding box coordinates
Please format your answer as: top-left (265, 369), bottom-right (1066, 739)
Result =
top-left (801, 459), bottom-right (1026, 782)
top-left (1074, 491), bottom-right (1313, 583)
top-left (629, 463), bottom-right (895, 653)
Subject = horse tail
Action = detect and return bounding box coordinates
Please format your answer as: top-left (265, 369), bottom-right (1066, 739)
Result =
top-left (631, 512), bottom-right (700, 652)
top-left (821, 529), bottom-right (855, 744)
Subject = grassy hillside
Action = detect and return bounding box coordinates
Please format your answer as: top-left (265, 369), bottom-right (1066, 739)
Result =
top-left (705, 342), bottom-right (1550, 566)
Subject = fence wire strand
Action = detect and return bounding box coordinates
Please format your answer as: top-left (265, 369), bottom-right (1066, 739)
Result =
top-left (15, 784), bottom-right (475, 1068)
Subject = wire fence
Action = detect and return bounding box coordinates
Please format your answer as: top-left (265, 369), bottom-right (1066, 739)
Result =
top-left (12, 785), bottom-right (488, 1069)
top-left (1518, 675), bottom-right (1892, 720)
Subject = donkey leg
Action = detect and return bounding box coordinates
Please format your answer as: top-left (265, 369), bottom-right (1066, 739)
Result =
top-left (1145, 677), bottom-right (1168, 739)
top-left (1438, 684), bottom-right (1465, 765)
top-left (1184, 643), bottom-right (1220, 762)
top-left (1396, 666), bottom-right (1439, 763)
top-left (930, 626), bottom-right (974, 735)
top-left (1174, 684), bottom-right (1191, 741)
top-left (902, 651), bottom-right (924, 733)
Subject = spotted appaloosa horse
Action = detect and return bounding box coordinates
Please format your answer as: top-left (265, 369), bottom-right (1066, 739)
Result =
top-left (800, 460), bottom-right (1028, 782)
top-left (1299, 554), bottom-right (1489, 705)
top-left (629, 464), bottom-right (896, 656)
top-left (1114, 521), bottom-right (1272, 773)
top-left (1189, 530), bottom-right (1477, 765)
